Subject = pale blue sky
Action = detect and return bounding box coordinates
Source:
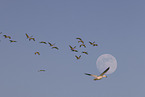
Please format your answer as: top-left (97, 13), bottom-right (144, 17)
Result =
top-left (0, 0), bottom-right (145, 97)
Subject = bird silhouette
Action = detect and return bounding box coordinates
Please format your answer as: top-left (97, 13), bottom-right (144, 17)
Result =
top-left (69, 45), bottom-right (76, 50)
top-left (25, 33), bottom-right (35, 41)
top-left (85, 67), bottom-right (110, 80)
top-left (52, 46), bottom-right (59, 50)
top-left (9, 40), bottom-right (17, 43)
top-left (40, 41), bottom-right (47, 44)
top-left (89, 41), bottom-right (98, 46)
top-left (80, 44), bottom-right (86, 48)
top-left (76, 37), bottom-right (82, 40)
top-left (48, 42), bottom-right (55, 46)
top-left (3, 35), bottom-right (11, 39)
top-left (76, 37), bottom-right (84, 43)
top-left (75, 55), bottom-right (81, 59)
top-left (69, 45), bottom-right (78, 52)
top-left (29, 37), bottom-right (35, 41)
top-left (38, 70), bottom-right (45, 72)
top-left (82, 51), bottom-right (88, 55)
top-left (35, 52), bottom-right (40, 55)
top-left (25, 33), bottom-right (30, 39)
top-left (72, 49), bottom-right (78, 52)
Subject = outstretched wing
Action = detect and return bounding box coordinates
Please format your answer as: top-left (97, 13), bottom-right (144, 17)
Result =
top-left (85, 73), bottom-right (98, 78)
top-left (69, 45), bottom-right (72, 49)
top-left (76, 37), bottom-right (82, 40)
top-left (25, 33), bottom-right (29, 38)
top-left (99, 67), bottom-right (110, 76)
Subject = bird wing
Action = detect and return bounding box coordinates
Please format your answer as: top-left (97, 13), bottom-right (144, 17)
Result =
top-left (69, 45), bottom-right (72, 49)
top-left (83, 44), bottom-right (86, 48)
top-left (85, 73), bottom-right (98, 78)
top-left (76, 37), bottom-right (82, 40)
top-left (8, 36), bottom-right (11, 39)
top-left (75, 55), bottom-right (78, 59)
top-left (38, 52), bottom-right (40, 55)
top-left (48, 42), bottom-right (52, 46)
top-left (25, 33), bottom-right (29, 38)
top-left (32, 38), bottom-right (35, 41)
top-left (3, 35), bottom-right (7, 38)
top-left (52, 47), bottom-right (58, 49)
top-left (99, 67), bottom-right (110, 76)
top-left (89, 41), bottom-right (92, 44)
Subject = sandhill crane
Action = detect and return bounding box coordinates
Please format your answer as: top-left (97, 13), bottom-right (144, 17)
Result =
top-left (85, 67), bottom-right (110, 80)
top-left (75, 55), bottom-right (81, 59)
top-left (35, 52), bottom-right (40, 55)
top-left (3, 35), bottom-right (11, 39)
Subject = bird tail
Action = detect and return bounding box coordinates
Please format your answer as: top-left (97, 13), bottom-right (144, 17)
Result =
top-left (85, 73), bottom-right (91, 76)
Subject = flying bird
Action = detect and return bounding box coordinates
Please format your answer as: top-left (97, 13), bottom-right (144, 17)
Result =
top-left (39, 41), bottom-right (47, 44)
top-left (25, 33), bottom-right (35, 41)
top-left (3, 35), bottom-right (11, 39)
top-left (76, 37), bottom-right (82, 40)
top-left (69, 45), bottom-right (76, 50)
top-left (80, 44), bottom-right (86, 48)
top-left (35, 52), bottom-right (40, 55)
top-left (89, 41), bottom-right (98, 46)
top-left (29, 37), bottom-right (35, 41)
top-left (85, 67), bottom-right (110, 80)
top-left (52, 46), bottom-right (59, 50)
top-left (69, 45), bottom-right (78, 52)
top-left (82, 51), bottom-right (88, 55)
top-left (72, 49), bottom-right (78, 52)
top-left (76, 37), bottom-right (84, 43)
top-left (48, 42), bottom-right (55, 46)
top-left (9, 40), bottom-right (17, 43)
top-left (75, 55), bottom-right (81, 59)
top-left (38, 70), bottom-right (46, 72)
top-left (25, 33), bottom-right (30, 39)
top-left (78, 40), bottom-right (84, 44)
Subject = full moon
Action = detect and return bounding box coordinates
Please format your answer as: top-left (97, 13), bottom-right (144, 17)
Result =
top-left (96, 54), bottom-right (117, 74)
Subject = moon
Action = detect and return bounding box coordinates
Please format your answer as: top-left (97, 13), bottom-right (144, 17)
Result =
top-left (96, 54), bottom-right (117, 74)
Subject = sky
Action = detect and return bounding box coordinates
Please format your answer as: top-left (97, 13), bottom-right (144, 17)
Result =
top-left (0, 0), bottom-right (145, 97)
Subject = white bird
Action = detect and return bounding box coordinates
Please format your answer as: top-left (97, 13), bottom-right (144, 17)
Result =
top-left (85, 67), bottom-right (110, 80)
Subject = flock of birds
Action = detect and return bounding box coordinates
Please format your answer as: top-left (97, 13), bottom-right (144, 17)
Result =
top-left (1, 32), bottom-right (110, 80)
top-left (69, 37), bottom-right (98, 60)
top-left (1, 32), bottom-right (98, 59)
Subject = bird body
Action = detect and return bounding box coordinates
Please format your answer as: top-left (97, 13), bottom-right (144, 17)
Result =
top-left (78, 40), bottom-right (84, 44)
top-left (85, 67), bottom-right (110, 80)
top-left (76, 37), bottom-right (84, 43)
top-left (3, 35), bottom-right (11, 39)
top-left (72, 49), bottom-right (78, 52)
top-left (75, 55), bottom-right (81, 59)
top-left (80, 44), bottom-right (86, 48)
top-left (52, 46), bottom-right (59, 50)
top-left (38, 70), bottom-right (45, 72)
top-left (9, 40), bottom-right (17, 42)
top-left (69, 45), bottom-right (78, 52)
top-left (82, 51), bottom-right (88, 55)
top-left (35, 52), bottom-right (40, 55)
top-left (29, 37), bottom-right (35, 41)
top-left (40, 41), bottom-right (47, 44)
top-left (25, 33), bottom-right (35, 41)
top-left (25, 33), bottom-right (30, 38)
top-left (76, 37), bottom-right (82, 40)
top-left (69, 45), bottom-right (76, 50)
top-left (48, 42), bottom-right (55, 46)
top-left (89, 41), bottom-right (98, 46)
